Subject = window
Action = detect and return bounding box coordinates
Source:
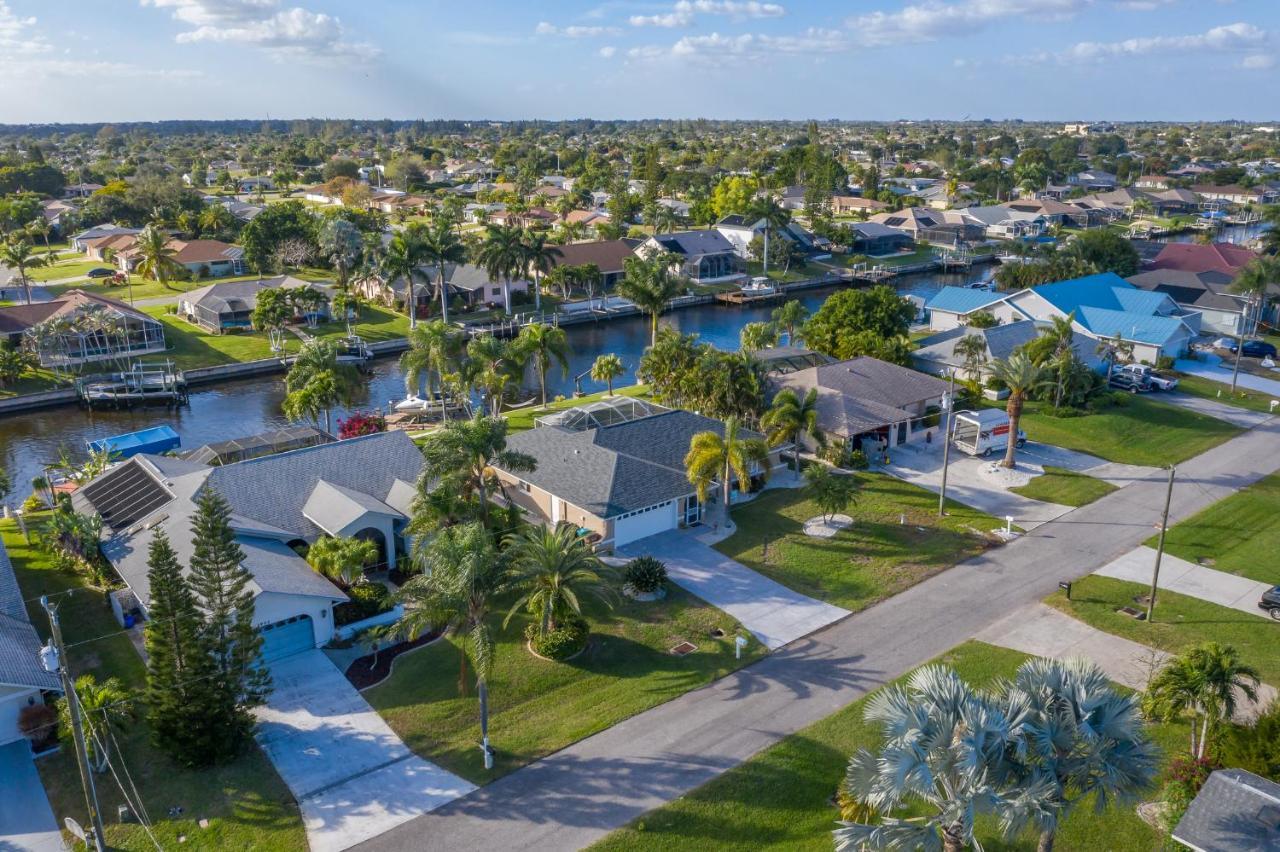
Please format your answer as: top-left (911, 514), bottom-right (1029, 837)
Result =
top-left (518, 481), bottom-right (531, 493)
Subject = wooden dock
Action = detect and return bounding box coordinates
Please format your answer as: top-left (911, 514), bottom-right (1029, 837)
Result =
top-left (714, 289), bottom-right (784, 306)
top-left (75, 361), bottom-right (189, 410)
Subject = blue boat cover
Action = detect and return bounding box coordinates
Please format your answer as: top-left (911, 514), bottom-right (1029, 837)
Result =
top-left (88, 425), bottom-right (181, 459)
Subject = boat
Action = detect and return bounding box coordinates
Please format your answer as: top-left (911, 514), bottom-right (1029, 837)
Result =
top-left (88, 425), bottom-right (181, 459)
top-left (394, 395), bottom-right (431, 412)
top-left (335, 335), bottom-right (373, 365)
top-left (740, 276), bottom-right (777, 295)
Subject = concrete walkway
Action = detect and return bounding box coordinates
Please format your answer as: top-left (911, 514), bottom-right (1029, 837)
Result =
top-left (255, 651), bottom-right (475, 852)
top-left (0, 740), bottom-right (64, 851)
top-left (1176, 353), bottom-right (1280, 397)
top-left (620, 530), bottom-right (850, 650)
top-left (1095, 546), bottom-right (1274, 618)
top-left (1161, 391), bottom-right (1275, 429)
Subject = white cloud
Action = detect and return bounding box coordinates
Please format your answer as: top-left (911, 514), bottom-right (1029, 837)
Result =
top-left (0, 59), bottom-right (203, 80)
top-left (849, 0), bottom-right (1091, 46)
top-left (534, 22), bottom-right (621, 37)
top-left (598, 45), bottom-right (617, 58)
top-left (0, 2), bottom-right (51, 55)
top-left (1241, 53), bottom-right (1275, 70)
top-left (1059, 22), bottom-right (1268, 62)
top-left (141, 0), bottom-right (376, 61)
top-left (630, 27), bottom-right (844, 65)
top-left (630, 0), bottom-right (785, 28)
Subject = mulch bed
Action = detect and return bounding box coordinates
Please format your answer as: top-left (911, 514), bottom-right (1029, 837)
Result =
top-left (343, 630), bottom-right (441, 690)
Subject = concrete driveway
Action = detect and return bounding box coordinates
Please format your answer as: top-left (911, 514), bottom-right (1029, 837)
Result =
top-left (1095, 546), bottom-right (1274, 618)
top-left (255, 651), bottom-right (475, 852)
top-left (620, 530), bottom-right (850, 650)
top-left (0, 740), bottom-right (64, 851)
top-left (1176, 353), bottom-right (1280, 396)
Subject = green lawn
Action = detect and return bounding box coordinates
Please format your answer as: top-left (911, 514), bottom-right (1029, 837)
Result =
top-left (590, 640), bottom-right (1183, 852)
top-left (503, 384), bottom-right (652, 433)
top-left (1009, 465), bottom-right (1118, 506)
top-left (146, 307), bottom-right (299, 370)
top-left (55, 268), bottom-right (335, 302)
top-left (1012, 397), bottom-right (1241, 466)
top-left (715, 475), bottom-right (1001, 612)
top-left (1, 519), bottom-right (306, 851)
top-left (1046, 575), bottom-right (1280, 686)
top-left (1174, 374), bottom-right (1278, 413)
top-left (0, 366), bottom-right (69, 399)
top-left (364, 584), bottom-right (764, 784)
top-left (1147, 472), bottom-right (1280, 586)
top-left (743, 261), bottom-right (813, 283)
top-left (312, 304), bottom-right (409, 343)
top-left (26, 258), bottom-right (108, 282)
top-left (817, 245), bottom-right (938, 270)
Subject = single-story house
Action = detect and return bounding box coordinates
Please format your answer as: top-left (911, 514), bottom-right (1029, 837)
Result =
top-left (636, 229), bottom-right (743, 284)
top-left (562, 209), bottom-right (609, 233)
top-left (843, 221), bottom-right (914, 256)
top-left (911, 320), bottom-right (1106, 379)
top-left (830, 195), bottom-right (888, 215)
top-left (353, 264), bottom-right (529, 315)
top-left (117, 238), bottom-right (246, 278)
top-left (1171, 769), bottom-right (1280, 852)
top-left (923, 287), bottom-right (1018, 331)
top-left (869, 207), bottom-right (983, 245)
top-left (771, 355), bottom-right (951, 451)
top-left (39, 199), bottom-right (77, 235)
top-left (73, 224), bottom-right (142, 254)
top-left (1149, 241), bottom-right (1257, 278)
top-left (544, 239), bottom-right (636, 292)
top-left (178, 276), bottom-right (329, 333)
top-left (1191, 184), bottom-right (1278, 206)
top-left (1004, 198), bottom-right (1097, 228)
top-left (63, 182), bottom-right (103, 199)
top-left (947, 205), bottom-right (1047, 239)
top-left (0, 540), bottom-right (60, 747)
top-left (1126, 269), bottom-right (1256, 336)
top-left (1134, 175), bottom-right (1171, 189)
top-left (73, 431), bottom-right (426, 660)
top-left (1067, 170), bottom-right (1118, 191)
top-left (0, 290), bottom-right (167, 367)
top-left (494, 398), bottom-right (786, 549)
top-left (656, 197), bottom-right (690, 218)
top-left (237, 176), bottom-right (274, 193)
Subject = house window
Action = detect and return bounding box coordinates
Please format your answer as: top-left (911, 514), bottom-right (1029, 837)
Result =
top-left (518, 481), bottom-right (531, 493)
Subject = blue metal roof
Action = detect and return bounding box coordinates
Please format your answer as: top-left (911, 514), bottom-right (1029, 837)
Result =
top-left (925, 286), bottom-right (1004, 314)
top-left (1075, 306), bottom-right (1187, 345)
top-left (1031, 273), bottom-right (1185, 345)
top-left (89, 425), bottom-right (181, 459)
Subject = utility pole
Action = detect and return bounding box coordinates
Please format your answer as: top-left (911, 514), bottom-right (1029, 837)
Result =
top-left (40, 596), bottom-right (107, 852)
top-left (938, 369), bottom-right (956, 517)
top-left (1146, 466), bottom-right (1176, 622)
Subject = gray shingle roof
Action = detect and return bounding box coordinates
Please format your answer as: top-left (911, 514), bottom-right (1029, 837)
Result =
top-left (650, 229), bottom-right (736, 258)
top-left (1173, 769), bottom-right (1280, 852)
top-left (501, 410), bottom-right (762, 518)
top-left (0, 540), bottom-right (60, 691)
top-left (912, 321), bottom-right (1106, 373)
top-left (772, 357), bottom-right (950, 439)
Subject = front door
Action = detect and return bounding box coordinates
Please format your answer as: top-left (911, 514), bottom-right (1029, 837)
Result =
top-left (897, 421), bottom-right (908, 445)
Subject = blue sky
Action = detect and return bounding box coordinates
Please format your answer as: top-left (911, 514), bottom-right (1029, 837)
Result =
top-left (1, 1), bottom-right (1276, 123)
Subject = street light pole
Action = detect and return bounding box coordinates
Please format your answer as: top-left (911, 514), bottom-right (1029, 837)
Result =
top-left (40, 596), bottom-right (107, 852)
top-left (938, 369), bottom-right (956, 517)
top-left (1145, 466), bottom-right (1176, 623)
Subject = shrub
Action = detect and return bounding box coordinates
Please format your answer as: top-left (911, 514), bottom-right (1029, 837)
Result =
top-left (1159, 755), bottom-right (1220, 833)
top-left (337, 411), bottom-right (386, 439)
top-left (1156, 355), bottom-right (1175, 370)
top-left (1220, 701), bottom-right (1280, 779)
top-left (18, 703), bottom-right (57, 749)
top-left (334, 582), bottom-right (391, 626)
top-left (624, 556), bottom-right (668, 594)
top-left (526, 616), bottom-right (588, 660)
top-left (21, 493), bottom-right (46, 513)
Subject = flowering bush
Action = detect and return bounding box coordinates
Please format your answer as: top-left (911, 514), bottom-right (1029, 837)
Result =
top-left (337, 411), bottom-right (386, 439)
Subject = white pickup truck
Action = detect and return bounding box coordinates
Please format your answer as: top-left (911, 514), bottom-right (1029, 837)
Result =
top-left (1118, 363), bottom-right (1179, 391)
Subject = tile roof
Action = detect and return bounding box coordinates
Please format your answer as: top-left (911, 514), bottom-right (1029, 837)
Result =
top-left (545, 240), bottom-right (636, 273)
top-left (1150, 241), bottom-right (1257, 276)
top-left (925, 286), bottom-right (1006, 315)
top-left (0, 540), bottom-right (60, 691)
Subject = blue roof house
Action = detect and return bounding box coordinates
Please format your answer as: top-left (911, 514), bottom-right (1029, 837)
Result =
top-left (924, 286), bottom-right (1018, 331)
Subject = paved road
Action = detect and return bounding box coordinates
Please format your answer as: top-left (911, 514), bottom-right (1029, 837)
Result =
top-left (357, 417), bottom-right (1280, 852)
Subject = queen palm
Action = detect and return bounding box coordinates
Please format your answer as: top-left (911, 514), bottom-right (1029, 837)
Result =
top-left (401, 319), bottom-right (465, 417)
top-left (59, 675), bottom-right (133, 774)
top-left (419, 217), bottom-right (466, 323)
top-left (520, 230), bottom-right (562, 313)
top-left (1229, 256), bottom-right (1279, 391)
top-left (988, 352), bottom-right (1041, 469)
top-left (590, 353), bottom-right (624, 396)
top-left (650, 204), bottom-right (681, 235)
top-left (133, 223), bottom-right (180, 290)
top-left (383, 226), bottom-right (429, 327)
top-left (417, 415), bottom-right (535, 527)
top-left (25, 218), bottom-right (53, 254)
top-left (684, 415), bottom-right (771, 529)
top-left (304, 535), bottom-right (379, 586)
top-left (955, 334), bottom-right (989, 381)
top-left (475, 224), bottom-right (524, 315)
top-left (330, 290), bottom-right (363, 336)
top-left (282, 339), bottom-right (362, 433)
top-left (394, 522), bottom-right (508, 769)
top-left (618, 253), bottom-right (684, 346)
top-left (738, 321), bottom-right (779, 352)
top-left (1146, 642), bottom-right (1261, 760)
top-left (771, 299), bottom-right (808, 345)
top-left (1094, 331), bottom-right (1133, 379)
top-left (1, 238), bottom-right (48, 305)
top-left (517, 322), bottom-right (570, 408)
top-left (760, 388), bottom-right (822, 472)
top-left (502, 523), bottom-right (616, 637)
top-left (467, 333), bottom-right (526, 415)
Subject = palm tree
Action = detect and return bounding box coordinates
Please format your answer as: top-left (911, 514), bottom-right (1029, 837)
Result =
top-left (133, 223), bottom-right (180, 290)
top-left (281, 339), bottom-right (362, 433)
top-left (520, 230), bottom-right (562, 313)
top-left (305, 535), bottom-right (379, 586)
top-left (417, 415), bottom-right (535, 527)
top-left (955, 333), bottom-right (989, 381)
top-left (330, 290), bottom-right (363, 336)
top-left (25, 218), bottom-right (52, 254)
top-left (1229, 256), bottom-right (1279, 391)
top-left (1146, 642), bottom-right (1261, 760)
top-left (383, 226), bottom-right (429, 328)
top-left (419, 217), bottom-right (466, 323)
top-left (401, 319), bottom-right (465, 416)
top-left (590, 353), bottom-right (624, 396)
top-left (466, 333), bottom-right (526, 415)
top-left (760, 388), bottom-right (822, 472)
top-left (474, 224), bottom-right (524, 315)
top-left (988, 352), bottom-right (1041, 469)
top-left (618, 253), bottom-right (684, 346)
top-left (59, 675), bottom-right (133, 774)
top-left (834, 665), bottom-right (1020, 852)
top-left (684, 415), bottom-right (771, 529)
top-left (517, 322), bottom-right (570, 408)
top-left (1094, 331), bottom-right (1133, 380)
top-left (502, 523), bottom-right (616, 637)
top-left (650, 205), bottom-right (681, 235)
top-left (771, 299), bottom-right (808, 345)
top-left (394, 522), bottom-right (508, 769)
top-left (738, 321), bottom-right (780, 352)
top-left (1, 238), bottom-right (48, 305)
top-left (997, 657), bottom-right (1159, 852)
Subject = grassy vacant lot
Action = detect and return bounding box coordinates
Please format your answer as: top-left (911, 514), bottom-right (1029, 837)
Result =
top-left (503, 384), bottom-right (652, 433)
top-left (1013, 397), bottom-right (1241, 466)
top-left (26, 258), bottom-right (108, 282)
top-left (365, 585), bottom-right (763, 784)
top-left (312, 303), bottom-right (409, 343)
top-left (1, 519), bottom-right (305, 852)
top-left (1173, 374), bottom-right (1278, 413)
top-left (591, 641), bottom-right (1184, 852)
top-left (743, 261), bottom-right (813, 283)
top-left (1010, 465), bottom-right (1118, 506)
top-left (1046, 576), bottom-right (1279, 686)
top-left (1148, 472), bottom-right (1280, 586)
top-left (145, 307), bottom-right (298, 369)
top-left (715, 475), bottom-right (1000, 612)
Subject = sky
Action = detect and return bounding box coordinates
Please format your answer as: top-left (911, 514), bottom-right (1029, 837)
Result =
top-left (0, 1), bottom-right (1277, 124)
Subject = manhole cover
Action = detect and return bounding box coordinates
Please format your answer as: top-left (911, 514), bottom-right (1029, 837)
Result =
top-left (671, 641), bottom-right (698, 656)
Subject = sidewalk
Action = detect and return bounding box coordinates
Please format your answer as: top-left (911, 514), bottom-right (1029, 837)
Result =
top-left (1161, 391), bottom-right (1274, 429)
top-left (1094, 546), bottom-right (1274, 619)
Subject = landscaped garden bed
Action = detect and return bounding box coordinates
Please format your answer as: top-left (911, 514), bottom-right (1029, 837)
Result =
top-left (342, 630), bottom-right (442, 690)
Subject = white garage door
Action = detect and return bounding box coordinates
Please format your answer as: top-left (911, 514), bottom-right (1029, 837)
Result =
top-left (613, 501), bottom-right (677, 548)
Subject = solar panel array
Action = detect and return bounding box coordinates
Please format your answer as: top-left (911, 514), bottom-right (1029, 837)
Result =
top-left (79, 460), bottom-right (171, 532)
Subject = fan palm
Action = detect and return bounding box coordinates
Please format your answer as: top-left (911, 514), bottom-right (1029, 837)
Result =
top-left (618, 253), bottom-right (684, 346)
top-left (590, 353), bottom-right (624, 396)
top-left (394, 522), bottom-right (508, 768)
top-left (760, 388), bottom-right (822, 472)
top-left (1146, 642), bottom-right (1261, 760)
top-left (1, 238), bottom-right (48, 305)
top-left (517, 322), bottom-right (570, 408)
top-left (419, 217), bottom-right (466, 323)
top-left (684, 415), bottom-right (771, 529)
top-left (133, 223), bottom-right (180, 290)
top-left (502, 523), bottom-right (616, 637)
top-left (988, 352), bottom-right (1041, 469)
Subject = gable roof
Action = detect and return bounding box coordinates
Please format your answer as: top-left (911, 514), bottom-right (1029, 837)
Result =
top-left (546, 240), bottom-right (635, 273)
top-left (648, 229), bottom-right (735, 257)
top-left (0, 289), bottom-right (157, 334)
top-left (1173, 769), bottom-right (1280, 852)
top-left (183, 276), bottom-right (316, 314)
top-left (1031, 272), bottom-right (1172, 316)
top-left (777, 356), bottom-right (950, 411)
top-left (1127, 269), bottom-right (1243, 312)
top-left (925, 286), bottom-right (1006, 315)
top-left (1150, 241), bottom-right (1257, 277)
top-left (0, 540), bottom-right (61, 692)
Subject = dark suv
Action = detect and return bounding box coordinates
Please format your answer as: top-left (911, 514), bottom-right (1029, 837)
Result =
top-left (1108, 372), bottom-right (1151, 393)
top-left (1260, 586), bottom-right (1280, 621)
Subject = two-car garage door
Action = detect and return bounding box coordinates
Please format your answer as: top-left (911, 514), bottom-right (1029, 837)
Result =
top-left (612, 501), bottom-right (678, 548)
top-left (259, 615), bottom-right (316, 664)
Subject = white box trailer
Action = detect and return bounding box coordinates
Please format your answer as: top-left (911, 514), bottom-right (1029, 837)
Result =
top-left (951, 409), bottom-right (1026, 457)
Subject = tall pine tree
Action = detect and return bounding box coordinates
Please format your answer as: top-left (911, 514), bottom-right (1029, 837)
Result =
top-left (188, 487), bottom-right (271, 760)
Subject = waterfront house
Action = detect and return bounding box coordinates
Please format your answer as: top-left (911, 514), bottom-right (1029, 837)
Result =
top-left (0, 290), bottom-right (166, 368)
top-left (73, 431), bottom-right (426, 661)
top-left (353, 264), bottom-right (528, 316)
top-left (494, 398), bottom-right (786, 548)
top-left (543, 239), bottom-right (636, 293)
top-left (868, 207), bottom-right (982, 245)
top-left (1191, 184), bottom-right (1277, 206)
top-left (842, 221), bottom-right (914, 256)
top-left (912, 320), bottom-right (1106, 379)
top-left (636, 229), bottom-right (743, 284)
top-left (1149, 242), bottom-right (1257, 278)
top-left (0, 540), bottom-right (60, 747)
top-left (178, 276), bottom-right (329, 333)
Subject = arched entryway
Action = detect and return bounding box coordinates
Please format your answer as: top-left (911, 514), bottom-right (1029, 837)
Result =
top-left (351, 527), bottom-right (389, 571)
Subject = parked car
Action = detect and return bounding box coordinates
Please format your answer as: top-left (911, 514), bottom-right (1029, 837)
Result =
top-left (85, 267), bottom-right (115, 278)
top-left (1118, 364), bottom-right (1178, 391)
top-left (1259, 586), bottom-right (1280, 621)
top-left (1108, 372), bottom-right (1151, 393)
top-left (1229, 339), bottom-right (1279, 359)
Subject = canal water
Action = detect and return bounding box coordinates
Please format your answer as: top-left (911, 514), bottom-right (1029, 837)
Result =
top-left (0, 266), bottom-right (993, 501)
